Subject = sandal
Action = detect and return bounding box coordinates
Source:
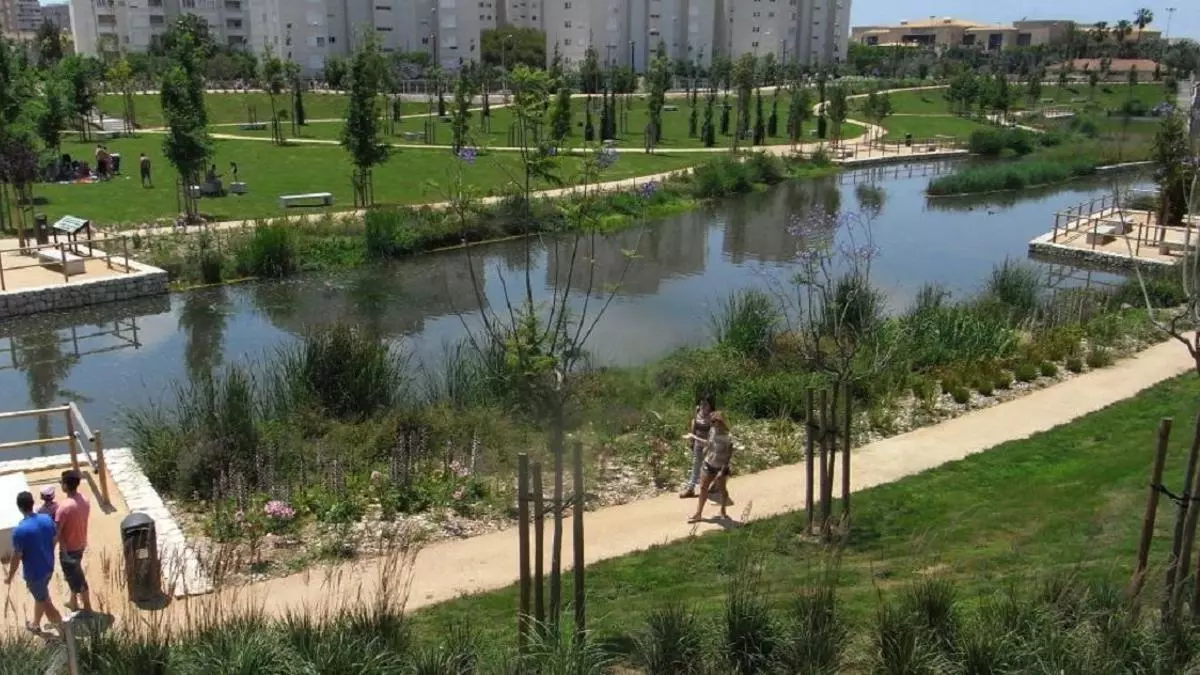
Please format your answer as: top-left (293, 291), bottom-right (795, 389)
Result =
top-left (25, 621), bottom-right (40, 635)
top-left (687, 515), bottom-right (702, 524)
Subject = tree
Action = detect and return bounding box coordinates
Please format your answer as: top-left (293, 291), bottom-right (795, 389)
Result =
top-left (1057, 61), bottom-right (1073, 97)
top-left (548, 43), bottom-right (564, 89)
top-left (451, 71), bottom-right (476, 151)
top-left (752, 88), bottom-right (766, 146)
top-left (1026, 68), bottom-right (1043, 103)
top-left (161, 65), bottom-right (211, 222)
top-left (260, 50), bottom-right (287, 144)
top-left (325, 56), bottom-right (348, 90)
top-left (107, 55), bottom-right (137, 131)
top-left (289, 61), bottom-right (306, 133)
top-left (646, 49), bottom-right (671, 143)
top-left (580, 46), bottom-right (602, 94)
top-left (990, 72), bottom-right (1013, 122)
top-left (732, 53), bottom-right (756, 149)
top-left (1151, 113), bottom-right (1194, 227)
top-left (584, 97), bottom-right (595, 141)
top-left (788, 86), bottom-right (812, 145)
top-left (719, 93), bottom-right (731, 136)
top-left (480, 27), bottom-right (546, 69)
top-left (36, 20), bottom-right (63, 67)
top-left (36, 77), bottom-right (67, 155)
top-left (702, 94), bottom-right (716, 147)
top-left (1114, 20), bottom-right (1133, 58)
top-left (816, 72), bottom-right (828, 139)
top-left (341, 33), bottom-right (389, 207)
top-left (827, 84), bottom-right (848, 146)
top-left (1134, 8), bottom-right (1155, 43)
top-left (59, 55), bottom-right (98, 142)
top-left (862, 88), bottom-right (893, 126)
top-left (767, 89), bottom-right (779, 137)
top-left (161, 14), bottom-right (216, 66)
top-left (1088, 68), bottom-right (1100, 100)
top-left (550, 79), bottom-right (572, 144)
top-left (1127, 65), bottom-right (1139, 98)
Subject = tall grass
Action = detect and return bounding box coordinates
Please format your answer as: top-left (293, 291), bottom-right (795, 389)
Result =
top-left (980, 259), bottom-right (1042, 325)
top-left (711, 289), bottom-right (781, 361)
top-left (234, 222), bottom-right (297, 278)
top-left (927, 158), bottom-right (1097, 196)
top-left (633, 603), bottom-right (707, 675)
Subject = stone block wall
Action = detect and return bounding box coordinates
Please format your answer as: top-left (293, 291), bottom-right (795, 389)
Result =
top-left (1027, 232), bottom-right (1175, 273)
top-left (0, 260), bottom-right (168, 318)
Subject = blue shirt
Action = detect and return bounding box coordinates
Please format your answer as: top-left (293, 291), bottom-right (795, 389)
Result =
top-left (12, 513), bottom-right (56, 581)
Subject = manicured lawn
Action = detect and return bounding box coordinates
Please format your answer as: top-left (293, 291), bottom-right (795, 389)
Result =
top-left (415, 369), bottom-right (1199, 642)
top-left (878, 114), bottom-right (992, 141)
top-left (880, 83), bottom-right (1168, 117)
top-left (96, 92), bottom-right (430, 128)
top-left (866, 87), bottom-right (953, 115)
top-left (32, 137), bottom-right (703, 226)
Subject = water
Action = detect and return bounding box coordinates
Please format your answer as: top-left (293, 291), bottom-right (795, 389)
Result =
top-left (0, 161), bottom-right (1145, 448)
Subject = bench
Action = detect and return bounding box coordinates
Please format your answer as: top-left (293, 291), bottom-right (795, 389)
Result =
top-left (94, 130), bottom-right (121, 140)
top-left (229, 181), bottom-right (247, 195)
top-left (279, 192), bottom-right (334, 208)
top-left (663, 105), bottom-right (679, 112)
top-left (239, 122), bottom-right (266, 131)
top-left (1085, 220), bottom-right (1129, 245)
top-left (1159, 240), bottom-right (1192, 255)
top-left (34, 247), bottom-right (86, 275)
top-left (402, 131), bottom-right (422, 141)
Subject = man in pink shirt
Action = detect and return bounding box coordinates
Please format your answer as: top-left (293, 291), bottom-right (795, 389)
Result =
top-left (54, 470), bottom-right (91, 614)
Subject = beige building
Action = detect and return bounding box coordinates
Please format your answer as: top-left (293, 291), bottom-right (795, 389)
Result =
top-left (0, 0), bottom-right (41, 36)
top-left (851, 17), bottom-right (1076, 50)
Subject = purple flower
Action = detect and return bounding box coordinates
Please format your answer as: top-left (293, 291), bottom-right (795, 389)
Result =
top-left (457, 147), bottom-right (478, 164)
top-left (639, 180), bottom-right (659, 199)
top-left (542, 145), bottom-right (558, 157)
top-left (596, 146), bottom-right (618, 169)
top-left (264, 500), bottom-right (296, 521)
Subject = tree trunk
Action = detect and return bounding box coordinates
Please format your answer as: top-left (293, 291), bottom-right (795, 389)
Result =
top-left (548, 399), bottom-right (565, 632)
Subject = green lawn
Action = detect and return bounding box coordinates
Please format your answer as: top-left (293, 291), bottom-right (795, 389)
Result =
top-left (878, 114), bottom-right (992, 141)
top-left (33, 137), bottom-right (703, 226)
top-left (415, 369), bottom-right (1200, 642)
top-left (879, 83), bottom-right (1168, 117)
top-left (228, 94), bottom-right (866, 148)
top-left (865, 88), bottom-right (954, 115)
top-left (96, 92), bottom-right (430, 128)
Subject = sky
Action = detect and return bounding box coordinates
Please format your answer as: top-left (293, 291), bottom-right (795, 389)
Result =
top-left (36, 0), bottom-right (1200, 44)
top-left (850, 1), bottom-right (1198, 41)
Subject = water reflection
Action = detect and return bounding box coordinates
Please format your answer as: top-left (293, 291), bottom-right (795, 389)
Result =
top-left (0, 162), bottom-right (1152, 445)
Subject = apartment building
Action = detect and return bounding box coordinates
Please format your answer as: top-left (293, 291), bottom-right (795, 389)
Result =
top-left (71, 0), bottom-right (251, 57)
top-left (40, 3), bottom-right (73, 30)
top-left (1, 0), bottom-right (42, 35)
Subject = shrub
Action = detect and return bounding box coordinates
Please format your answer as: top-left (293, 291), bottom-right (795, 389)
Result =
top-left (1040, 362), bottom-right (1059, 378)
top-left (975, 380), bottom-right (994, 397)
top-left (981, 260), bottom-right (1042, 325)
top-left (744, 152), bottom-right (787, 185)
top-left (728, 373), bottom-right (821, 420)
top-left (928, 158), bottom-right (1098, 196)
top-left (778, 582), bottom-right (847, 674)
top-left (235, 222), bottom-right (297, 278)
top-left (993, 371), bottom-right (1014, 390)
top-left (1013, 362), bottom-right (1040, 383)
top-left (691, 156), bottom-right (757, 199)
top-left (712, 289), bottom-right (781, 361)
top-left (967, 128), bottom-right (1038, 157)
top-left (1086, 348), bottom-right (1114, 369)
top-left (871, 601), bottom-right (943, 675)
top-left (1066, 356), bottom-right (1084, 373)
top-left (949, 387), bottom-right (971, 405)
top-left (634, 604), bottom-right (706, 675)
top-left (724, 554), bottom-right (777, 674)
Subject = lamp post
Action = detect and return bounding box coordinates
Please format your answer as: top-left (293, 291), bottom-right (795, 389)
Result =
top-left (501, 33), bottom-right (512, 102)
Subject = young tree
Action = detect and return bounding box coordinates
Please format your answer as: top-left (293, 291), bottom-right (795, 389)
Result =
top-left (702, 94), bottom-right (716, 147)
top-left (1087, 68), bottom-right (1101, 101)
top-left (732, 53), bottom-right (756, 148)
top-left (549, 79), bottom-right (572, 144)
top-left (548, 42), bottom-right (564, 90)
top-left (584, 96), bottom-right (595, 142)
top-left (290, 62), bottom-right (306, 129)
top-left (340, 33), bottom-right (389, 207)
top-left (451, 71), bottom-right (476, 152)
top-left (816, 72), bottom-right (828, 139)
top-left (59, 55), bottom-right (98, 142)
top-left (1057, 61), bottom-right (1073, 98)
top-left (1151, 113), bottom-right (1194, 227)
top-left (579, 46), bottom-right (602, 94)
top-left (719, 93), bottom-right (731, 136)
top-left (107, 55), bottom-right (137, 132)
top-left (324, 55), bottom-right (349, 90)
top-left (752, 88), bottom-right (766, 146)
top-left (788, 86), bottom-right (812, 145)
top-left (767, 89), bottom-right (779, 137)
top-left (36, 19), bottom-right (64, 67)
top-left (161, 66), bottom-right (210, 222)
top-left (36, 76), bottom-right (67, 155)
top-left (260, 51), bottom-right (286, 144)
top-left (1026, 68), bottom-right (1044, 103)
top-left (827, 84), bottom-right (848, 146)
top-left (646, 49), bottom-right (671, 143)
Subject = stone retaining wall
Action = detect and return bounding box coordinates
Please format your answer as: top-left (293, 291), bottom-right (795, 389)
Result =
top-left (0, 259), bottom-right (168, 319)
top-left (1027, 232), bottom-right (1175, 272)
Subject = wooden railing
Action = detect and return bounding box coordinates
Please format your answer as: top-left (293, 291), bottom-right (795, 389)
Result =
top-left (0, 403), bottom-right (109, 504)
top-left (0, 236), bottom-right (137, 291)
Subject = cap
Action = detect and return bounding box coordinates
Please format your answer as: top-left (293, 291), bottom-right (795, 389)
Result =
top-left (40, 486), bottom-right (55, 500)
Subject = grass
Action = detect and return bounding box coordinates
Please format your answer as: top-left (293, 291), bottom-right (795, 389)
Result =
top-left (35, 136), bottom-right (702, 226)
top-left (414, 369), bottom-right (1200, 644)
top-left (877, 114), bottom-right (992, 141)
top-left (882, 83), bottom-right (1168, 116)
top-left (96, 91), bottom-right (431, 128)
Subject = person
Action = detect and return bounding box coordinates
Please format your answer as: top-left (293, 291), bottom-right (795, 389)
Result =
top-left (37, 486), bottom-right (57, 519)
top-left (685, 412), bottom-right (735, 523)
top-left (205, 164), bottom-right (219, 183)
top-left (55, 469), bottom-right (92, 614)
top-left (679, 394), bottom-right (715, 498)
top-left (139, 153), bottom-right (152, 187)
top-left (5, 491), bottom-right (64, 634)
top-left (230, 161), bottom-right (239, 183)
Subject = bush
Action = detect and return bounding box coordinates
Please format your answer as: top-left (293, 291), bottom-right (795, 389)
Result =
top-left (1086, 348), bottom-right (1114, 369)
top-left (691, 156), bottom-right (758, 199)
top-left (974, 379), bottom-right (994, 397)
top-left (967, 128), bottom-right (1038, 157)
top-left (1013, 362), bottom-right (1040, 383)
top-left (981, 260), bottom-right (1042, 325)
top-left (712, 289), bottom-right (781, 361)
top-left (993, 371), bottom-right (1014, 390)
top-left (1066, 356), bottom-right (1084, 373)
top-left (928, 158), bottom-right (1099, 196)
top-left (1040, 362), bottom-right (1059, 378)
top-left (949, 386), bottom-right (971, 405)
top-left (728, 373), bottom-right (821, 420)
top-left (778, 582), bottom-right (847, 674)
top-left (271, 323), bottom-right (407, 420)
top-left (634, 604), bottom-right (706, 675)
top-left (235, 222), bottom-right (297, 278)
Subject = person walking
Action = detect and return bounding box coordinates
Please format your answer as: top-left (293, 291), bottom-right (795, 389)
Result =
top-left (139, 153), bottom-right (152, 187)
top-left (679, 394), bottom-right (715, 498)
top-left (4, 491), bottom-right (64, 634)
top-left (37, 486), bottom-right (57, 519)
top-left (685, 412), bottom-right (735, 523)
top-left (55, 469), bottom-right (92, 614)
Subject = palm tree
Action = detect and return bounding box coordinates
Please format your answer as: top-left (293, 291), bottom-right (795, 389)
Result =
top-left (1090, 21), bottom-right (1110, 51)
top-left (1134, 8), bottom-right (1154, 43)
top-left (1114, 20), bottom-right (1133, 57)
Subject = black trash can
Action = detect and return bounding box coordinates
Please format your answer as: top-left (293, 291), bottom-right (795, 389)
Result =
top-left (110, 153), bottom-right (121, 175)
top-left (904, 133), bottom-right (913, 147)
top-left (120, 512), bottom-right (161, 602)
top-left (33, 214), bottom-right (49, 246)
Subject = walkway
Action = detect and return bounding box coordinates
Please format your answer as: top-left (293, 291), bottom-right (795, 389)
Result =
top-left (1, 338), bottom-right (1181, 633)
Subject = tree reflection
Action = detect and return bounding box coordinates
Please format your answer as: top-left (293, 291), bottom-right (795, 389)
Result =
top-left (179, 288), bottom-right (229, 386)
top-left (12, 331), bottom-right (78, 445)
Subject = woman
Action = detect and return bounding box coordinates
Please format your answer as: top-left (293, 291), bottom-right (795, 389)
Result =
top-left (679, 395), bottom-right (715, 498)
top-left (684, 411), bottom-right (734, 523)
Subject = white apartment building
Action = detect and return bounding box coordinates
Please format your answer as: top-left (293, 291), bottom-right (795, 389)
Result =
top-left (249, 0), bottom-right (339, 74)
top-left (71, 0), bottom-right (250, 57)
top-left (1, 0), bottom-right (42, 35)
top-left (795, 0), bottom-right (848, 65)
top-left (40, 2), bottom-right (73, 30)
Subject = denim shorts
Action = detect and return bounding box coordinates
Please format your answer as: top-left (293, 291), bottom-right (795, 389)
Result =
top-left (59, 549), bottom-right (88, 594)
top-left (25, 575), bottom-right (51, 603)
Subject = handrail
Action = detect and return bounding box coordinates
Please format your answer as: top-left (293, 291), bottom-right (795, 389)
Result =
top-left (68, 402), bottom-right (94, 442)
top-left (0, 405), bottom-right (70, 421)
top-left (0, 402), bottom-right (110, 505)
top-left (0, 236), bottom-right (136, 291)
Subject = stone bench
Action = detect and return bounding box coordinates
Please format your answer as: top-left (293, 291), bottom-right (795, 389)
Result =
top-left (1159, 240), bottom-right (1192, 255)
top-left (34, 247), bottom-right (87, 275)
top-left (239, 122), bottom-right (266, 131)
top-left (402, 131), bottom-right (422, 141)
top-left (279, 192), bottom-right (334, 208)
top-left (1085, 220), bottom-right (1128, 245)
top-left (663, 105), bottom-right (679, 112)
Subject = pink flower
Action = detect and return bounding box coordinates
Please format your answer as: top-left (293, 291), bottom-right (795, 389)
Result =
top-left (370, 470), bottom-right (382, 483)
top-left (264, 500), bottom-right (295, 521)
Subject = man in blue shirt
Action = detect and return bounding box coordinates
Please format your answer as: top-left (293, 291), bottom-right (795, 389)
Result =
top-left (4, 491), bottom-right (63, 634)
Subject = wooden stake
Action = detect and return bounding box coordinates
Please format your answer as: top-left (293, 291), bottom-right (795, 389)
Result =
top-left (572, 440), bottom-right (586, 640)
top-left (1175, 411), bottom-right (1200, 614)
top-left (1131, 418), bottom-right (1170, 600)
top-left (819, 388), bottom-right (831, 536)
top-left (517, 453), bottom-right (531, 650)
top-left (1164, 418), bottom-right (1199, 621)
top-left (804, 389), bottom-right (815, 535)
top-left (842, 383), bottom-right (852, 526)
top-left (532, 461), bottom-right (545, 629)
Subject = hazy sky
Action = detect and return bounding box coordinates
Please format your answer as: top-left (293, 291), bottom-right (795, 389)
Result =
top-left (37, 0), bottom-right (1200, 44)
top-left (850, 1), bottom-right (1198, 40)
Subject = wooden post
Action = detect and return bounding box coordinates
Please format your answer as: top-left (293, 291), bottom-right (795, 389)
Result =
top-left (841, 383), bottom-right (852, 525)
top-left (804, 389), bottom-right (815, 535)
top-left (63, 405), bottom-right (78, 470)
top-left (0, 252), bottom-right (6, 291)
top-left (818, 388), bottom-right (830, 535)
top-left (572, 440), bottom-right (586, 640)
top-left (517, 453), bottom-right (531, 650)
top-left (1164, 420), bottom-right (1200, 621)
top-left (94, 430), bottom-right (109, 505)
top-left (532, 461), bottom-right (545, 629)
top-left (1175, 411), bottom-right (1200, 613)
top-left (123, 236), bottom-right (131, 272)
top-left (59, 244), bottom-right (69, 284)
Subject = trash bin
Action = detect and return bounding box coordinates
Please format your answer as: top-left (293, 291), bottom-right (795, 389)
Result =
top-left (120, 512), bottom-right (161, 602)
top-left (110, 153), bottom-right (121, 175)
top-left (33, 214), bottom-right (49, 246)
top-left (904, 133), bottom-right (913, 147)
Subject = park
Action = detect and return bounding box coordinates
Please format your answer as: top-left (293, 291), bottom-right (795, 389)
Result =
top-left (0, 10), bottom-right (1198, 674)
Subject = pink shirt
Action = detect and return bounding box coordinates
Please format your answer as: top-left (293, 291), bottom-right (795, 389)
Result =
top-left (55, 492), bottom-right (90, 552)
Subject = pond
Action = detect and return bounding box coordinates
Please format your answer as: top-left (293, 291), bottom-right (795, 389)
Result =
top-left (0, 161), bottom-right (1147, 448)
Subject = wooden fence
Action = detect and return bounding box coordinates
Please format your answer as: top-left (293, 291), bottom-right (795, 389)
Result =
top-left (0, 236), bottom-right (137, 291)
top-left (0, 403), bottom-right (109, 505)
